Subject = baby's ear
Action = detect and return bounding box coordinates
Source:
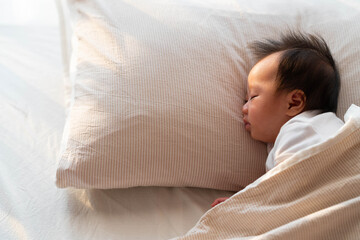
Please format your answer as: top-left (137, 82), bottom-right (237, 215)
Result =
top-left (286, 90), bottom-right (306, 117)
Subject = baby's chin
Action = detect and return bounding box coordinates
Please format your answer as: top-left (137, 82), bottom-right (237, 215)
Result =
top-left (245, 124), bottom-right (273, 143)
top-left (250, 131), bottom-right (271, 143)
top-left (254, 135), bottom-right (276, 144)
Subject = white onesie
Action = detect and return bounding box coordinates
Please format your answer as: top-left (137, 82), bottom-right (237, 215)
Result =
top-left (266, 110), bottom-right (344, 171)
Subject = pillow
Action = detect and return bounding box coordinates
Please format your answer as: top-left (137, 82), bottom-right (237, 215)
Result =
top-left (56, 0), bottom-right (360, 190)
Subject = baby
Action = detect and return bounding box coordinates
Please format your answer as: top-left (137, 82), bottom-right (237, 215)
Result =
top-left (212, 31), bottom-right (344, 207)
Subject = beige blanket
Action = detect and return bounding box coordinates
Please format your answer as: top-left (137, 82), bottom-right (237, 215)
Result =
top-left (175, 105), bottom-right (360, 240)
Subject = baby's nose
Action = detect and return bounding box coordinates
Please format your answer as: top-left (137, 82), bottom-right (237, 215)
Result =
top-left (242, 101), bottom-right (248, 115)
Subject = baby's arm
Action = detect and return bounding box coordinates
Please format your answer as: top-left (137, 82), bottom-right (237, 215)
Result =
top-left (211, 197), bottom-right (229, 207)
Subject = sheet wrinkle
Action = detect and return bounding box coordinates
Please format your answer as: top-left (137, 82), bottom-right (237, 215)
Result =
top-left (175, 105), bottom-right (360, 239)
top-left (0, 206), bottom-right (13, 224)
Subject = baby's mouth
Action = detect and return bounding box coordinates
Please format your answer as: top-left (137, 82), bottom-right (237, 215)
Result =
top-left (243, 118), bottom-right (251, 131)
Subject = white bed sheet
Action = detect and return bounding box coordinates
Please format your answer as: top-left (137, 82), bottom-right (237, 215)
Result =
top-left (0, 14), bottom-right (232, 240)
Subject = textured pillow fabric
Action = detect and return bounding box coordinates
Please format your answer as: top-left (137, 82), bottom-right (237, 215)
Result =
top-left (56, 0), bottom-right (360, 190)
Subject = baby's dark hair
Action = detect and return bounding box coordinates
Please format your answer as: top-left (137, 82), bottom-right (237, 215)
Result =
top-left (250, 31), bottom-right (340, 113)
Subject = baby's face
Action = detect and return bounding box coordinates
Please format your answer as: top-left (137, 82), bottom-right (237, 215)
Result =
top-left (242, 52), bottom-right (291, 143)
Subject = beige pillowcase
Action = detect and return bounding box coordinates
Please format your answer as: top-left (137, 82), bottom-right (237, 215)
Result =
top-left (56, 0), bottom-right (360, 190)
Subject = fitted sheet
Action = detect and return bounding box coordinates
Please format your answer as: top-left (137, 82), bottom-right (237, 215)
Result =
top-left (0, 25), bottom-right (232, 240)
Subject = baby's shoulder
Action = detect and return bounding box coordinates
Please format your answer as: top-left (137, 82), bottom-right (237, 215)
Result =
top-left (275, 110), bottom-right (344, 153)
top-left (283, 111), bottom-right (344, 137)
top-left (267, 111), bottom-right (345, 171)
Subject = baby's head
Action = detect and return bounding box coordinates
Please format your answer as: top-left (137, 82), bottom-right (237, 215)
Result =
top-left (242, 31), bottom-right (340, 143)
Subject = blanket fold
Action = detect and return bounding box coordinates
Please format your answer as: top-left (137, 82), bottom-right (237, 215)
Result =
top-left (175, 105), bottom-right (360, 240)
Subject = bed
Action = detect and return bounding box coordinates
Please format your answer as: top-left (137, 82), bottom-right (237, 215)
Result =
top-left (1, 0), bottom-right (359, 239)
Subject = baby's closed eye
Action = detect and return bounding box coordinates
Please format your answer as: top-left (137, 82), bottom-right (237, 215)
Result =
top-left (248, 95), bottom-right (258, 101)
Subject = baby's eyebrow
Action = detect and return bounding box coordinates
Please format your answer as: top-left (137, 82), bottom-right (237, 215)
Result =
top-left (248, 84), bottom-right (260, 91)
top-left (248, 85), bottom-right (261, 95)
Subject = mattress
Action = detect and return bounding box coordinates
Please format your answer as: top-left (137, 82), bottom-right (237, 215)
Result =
top-left (0, 9), bottom-right (231, 240)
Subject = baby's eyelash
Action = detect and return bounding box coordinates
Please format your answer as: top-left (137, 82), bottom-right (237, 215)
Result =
top-left (244, 94), bottom-right (257, 103)
top-left (248, 95), bottom-right (258, 101)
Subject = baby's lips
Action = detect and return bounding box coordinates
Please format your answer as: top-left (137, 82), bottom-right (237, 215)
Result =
top-left (243, 118), bottom-right (251, 131)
